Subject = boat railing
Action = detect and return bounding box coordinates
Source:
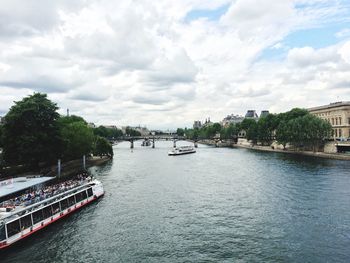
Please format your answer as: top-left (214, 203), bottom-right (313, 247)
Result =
top-left (0, 180), bottom-right (93, 222)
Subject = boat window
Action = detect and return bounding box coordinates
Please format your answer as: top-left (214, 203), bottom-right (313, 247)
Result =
top-left (81, 191), bottom-right (88, 200)
top-left (20, 214), bottom-right (33, 230)
top-left (60, 198), bottom-right (69, 210)
top-left (33, 209), bottom-right (44, 224)
top-left (42, 206), bottom-right (52, 219)
top-left (7, 220), bottom-right (21, 237)
top-left (0, 223), bottom-right (6, 241)
top-left (87, 188), bottom-right (93, 197)
top-left (52, 202), bottom-right (60, 215)
top-left (75, 192), bottom-right (83, 202)
top-left (67, 196), bottom-right (76, 207)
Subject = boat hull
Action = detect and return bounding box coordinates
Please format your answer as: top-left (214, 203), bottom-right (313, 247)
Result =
top-left (168, 150), bottom-right (196, 156)
top-left (0, 182), bottom-right (104, 250)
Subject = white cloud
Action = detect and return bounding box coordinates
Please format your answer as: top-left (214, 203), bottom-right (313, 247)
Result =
top-left (0, 0), bottom-right (349, 129)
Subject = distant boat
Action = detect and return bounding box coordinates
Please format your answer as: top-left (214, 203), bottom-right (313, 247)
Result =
top-left (168, 146), bottom-right (196, 156)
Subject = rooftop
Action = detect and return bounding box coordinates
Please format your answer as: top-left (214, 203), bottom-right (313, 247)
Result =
top-left (308, 101), bottom-right (350, 112)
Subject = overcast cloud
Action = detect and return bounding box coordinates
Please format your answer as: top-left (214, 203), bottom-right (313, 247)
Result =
top-left (0, 0), bottom-right (349, 129)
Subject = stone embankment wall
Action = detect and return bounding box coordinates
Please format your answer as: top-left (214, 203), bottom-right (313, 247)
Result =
top-left (45, 156), bottom-right (112, 178)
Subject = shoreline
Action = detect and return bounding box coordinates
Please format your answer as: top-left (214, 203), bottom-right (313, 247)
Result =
top-left (233, 144), bottom-right (350, 161)
top-left (0, 156), bottom-right (112, 180)
top-left (196, 140), bottom-right (350, 161)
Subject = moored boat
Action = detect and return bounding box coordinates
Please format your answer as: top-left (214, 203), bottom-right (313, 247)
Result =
top-left (0, 177), bottom-right (104, 249)
top-left (168, 146), bottom-right (196, 156)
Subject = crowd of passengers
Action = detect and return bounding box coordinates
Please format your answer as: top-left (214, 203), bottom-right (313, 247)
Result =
top-left (0, 172), bottom-right (92, 208)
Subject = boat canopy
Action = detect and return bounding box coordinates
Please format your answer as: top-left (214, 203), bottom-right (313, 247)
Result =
top-left (0, 176), bottom-right (54, 200)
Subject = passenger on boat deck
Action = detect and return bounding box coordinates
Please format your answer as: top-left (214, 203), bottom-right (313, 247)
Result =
top-left (0, 174), bottom-right (92, 208)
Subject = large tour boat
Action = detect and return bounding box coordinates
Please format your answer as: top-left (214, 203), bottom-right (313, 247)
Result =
top-left (168, 146), bottom-right (196, 156)
top-left (0, 176), bottom-right (104, 250)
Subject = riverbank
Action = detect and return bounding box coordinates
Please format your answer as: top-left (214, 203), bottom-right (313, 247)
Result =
top-left (45, 156), bottom-right (112, 178)
top-left (193, 139), bottom-right (350, 161)
top-left (233, 144), bottom-right (350, 161)
top-left (0, 156), bottom-right (112, 180)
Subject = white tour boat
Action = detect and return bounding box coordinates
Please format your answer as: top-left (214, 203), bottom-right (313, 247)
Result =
top-left (0, 178), bottom-right (104, 250)
top-left (168, 146), bottom-right (196, 156)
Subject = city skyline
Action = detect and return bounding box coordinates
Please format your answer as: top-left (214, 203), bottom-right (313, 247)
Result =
top-left (0, 1), bottom-right (350, 129)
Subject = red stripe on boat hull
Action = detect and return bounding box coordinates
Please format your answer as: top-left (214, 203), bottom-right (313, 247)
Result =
top-left (0, 193), bottom-right (104, 250)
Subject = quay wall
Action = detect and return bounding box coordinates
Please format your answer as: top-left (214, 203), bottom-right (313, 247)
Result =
top-left (191, 138), bottom-right (350, 161)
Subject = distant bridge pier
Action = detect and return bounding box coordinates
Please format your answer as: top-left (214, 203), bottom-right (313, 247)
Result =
top-left (194, 141), bottom-right (198, 148)
top-left (130, 139), bottom-right (134, 149)
top-left (173, 139), bottom-right (176, 148)
top-left (152, 137), bottom-right (155, 148)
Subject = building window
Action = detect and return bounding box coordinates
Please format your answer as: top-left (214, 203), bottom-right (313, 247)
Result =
top-left (332, 118), bottom-right (334, 125)
top-left (348, 118), bottom-right (350, 125)
top-left (336, 118), bottom-right (338, 125)
top-left (339, 129), bottom-right (342, 137)
top-left (335, 129), bottom-right (338, 137)
top-left (339, 117), bottom-right (342, 125)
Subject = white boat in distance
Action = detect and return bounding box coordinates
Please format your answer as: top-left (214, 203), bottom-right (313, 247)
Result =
top-left (168, 146), bottom-right (196, 156)
top-left (0, 177), bottom-right (104, 250)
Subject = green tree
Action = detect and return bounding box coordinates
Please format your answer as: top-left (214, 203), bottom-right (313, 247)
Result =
top-left (93, 136), bottom-right (113, 157)
top-left (275, 121), bottom-right (290, 149)
top-left (125, 127), bottom-right (141, 136)
top-left (220, 123), bottom-right (240, 140)
top-left (2, 93), bottom-right (62, 167)
top-left (0, 125), bottom-right (3, 147)
top-left (241, 118), bottom-right (258, 143)
top-left (176, 128), bottom-right (185, 136)
top-left (257, 114), bottom-right (279, 145)
top-left (59, 119), bottom-right (94, 161)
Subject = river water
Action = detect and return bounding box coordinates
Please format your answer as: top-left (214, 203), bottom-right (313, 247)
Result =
top-left (2, 141), bottom-right (350, 262)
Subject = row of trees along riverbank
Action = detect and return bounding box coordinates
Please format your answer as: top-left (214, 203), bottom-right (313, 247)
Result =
top-left (179, 108), bottom-right (333, 152)
top-left (0, 93), bottom-right (116, 177)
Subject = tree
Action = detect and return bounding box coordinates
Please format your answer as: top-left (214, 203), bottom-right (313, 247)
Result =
top-left (241, 118), bottom-right (258, 143)
top-left (220, 123), bottom-right (240, 140)
top-left (0, 125), bottom-right (3, 147)
top-left (275, 121), bottom-right (290, 149)
top-left (125, 127), bottom-right (141, 136)
top-left (257, 114), bottom-right (279, 145)
top-left (93, 136), bottom-right (113, 157)
top-left (176, 128), bottom-right (185, 136)
top-left (2, 93), bottom-right (62, 167)
top-left (93, 126), bottom-right (123, 139)
top-left (59, 119), bottom-right (94, 161)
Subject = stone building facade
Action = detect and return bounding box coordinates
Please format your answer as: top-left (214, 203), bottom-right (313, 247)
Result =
top-left (308, 101), bottom-right (350, 140)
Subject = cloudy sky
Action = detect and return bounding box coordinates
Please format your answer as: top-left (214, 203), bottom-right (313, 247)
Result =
top-left (0, 0), bottom-right (350, 129)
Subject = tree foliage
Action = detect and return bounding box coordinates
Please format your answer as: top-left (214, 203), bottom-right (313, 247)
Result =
top-left (2, 93), bottom-right (62, 167)
top-left (181, 108), bottom-right (332, 152)
top-left (58, 116), bottom-right (94, 161)
top-left (1, 94), bottom-right (115, 168)
top-left (93, 136), bottom-right (113, 157)
top-left (93, 126), bottom-right (123, 139)
top-left (125, 127), bottom-right (141, 136)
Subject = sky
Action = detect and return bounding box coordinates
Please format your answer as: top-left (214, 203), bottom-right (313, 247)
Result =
top-left (0, 0), bottom-right (350, 129)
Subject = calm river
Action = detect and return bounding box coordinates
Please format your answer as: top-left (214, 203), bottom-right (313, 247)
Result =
top-left (2, 141), bottom-right (350, 262)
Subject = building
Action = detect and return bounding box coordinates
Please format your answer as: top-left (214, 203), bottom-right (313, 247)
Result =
top-left (221, 114), bottom-right (244, 127)
top-left (308, 101), bottom-right (350, 140)
top-left (245, 110), bottom-right (259, 120)
top-left (193, 120), bottom-right (202, 129)
top-left (260, 110), bottom-right (270, 118)
top-left (202, 118), bottom-right (213, 128)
